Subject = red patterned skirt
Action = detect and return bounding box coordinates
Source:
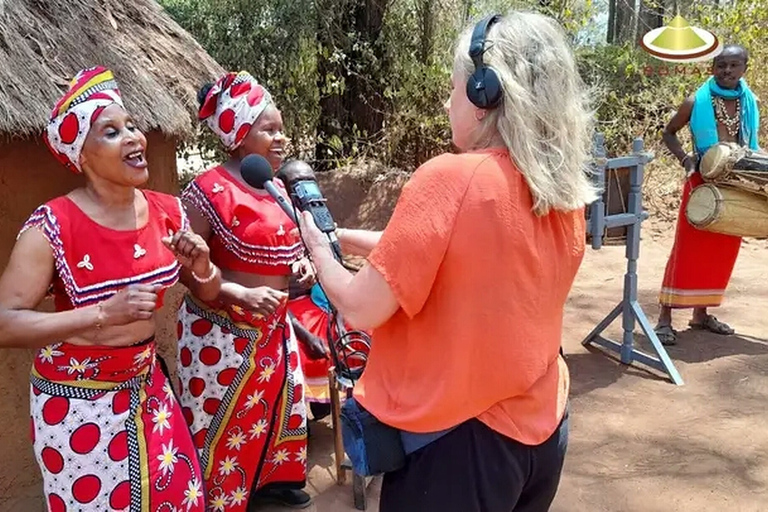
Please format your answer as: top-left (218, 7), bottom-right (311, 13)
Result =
top-left (176, 295), bottom-right (307, 511)
top-left (30, 339), bottom-right (204, 512)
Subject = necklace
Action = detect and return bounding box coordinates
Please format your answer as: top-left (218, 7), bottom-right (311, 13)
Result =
top-left (712, 96), bottom-right (741, 138)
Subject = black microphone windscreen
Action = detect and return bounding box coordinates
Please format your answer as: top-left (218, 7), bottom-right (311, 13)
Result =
top-left (240, 154), bottom-right (274, 190)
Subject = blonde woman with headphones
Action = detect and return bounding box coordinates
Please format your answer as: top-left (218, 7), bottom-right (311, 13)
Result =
top-left (300, 11), bottom-right (597, 512)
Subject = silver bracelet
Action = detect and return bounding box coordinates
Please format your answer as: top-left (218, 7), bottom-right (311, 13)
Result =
top-left (192, 262), bottom-right (217, 283)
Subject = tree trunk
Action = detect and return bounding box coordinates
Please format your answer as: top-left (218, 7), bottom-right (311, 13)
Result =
top-left (314, 0), bottom-right (389, 169)
top-left (315, 0), bottom-right (349, 169)
top-left (346, 0), bottom-right (388, 141)
top-left (614, 0), bottom-right (637, 44)
top-left (638, 0), bottom-right (664, 44)
top-left (607, 0), bottom-right (617, 43)
top-left (417, 0), bottom-right (435, 65)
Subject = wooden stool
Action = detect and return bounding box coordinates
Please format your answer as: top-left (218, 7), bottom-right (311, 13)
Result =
top-left (328, 367), bottom-right (375, 510)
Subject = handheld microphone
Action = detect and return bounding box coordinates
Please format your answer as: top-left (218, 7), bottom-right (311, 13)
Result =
top-left (268, 159), bottom-right (370, 384)
top-left (240, 154), bottom-right (298, 225)
top-left (277, 160), bottom-right (343, 261)
top-left (240, 156), bottom-right (368, 383)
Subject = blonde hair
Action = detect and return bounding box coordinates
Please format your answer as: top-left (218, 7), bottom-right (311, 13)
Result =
top-left (454, 11), bottom-right (599, 215)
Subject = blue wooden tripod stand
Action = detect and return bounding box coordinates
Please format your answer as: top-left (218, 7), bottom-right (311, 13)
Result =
top-left (582, 134), bottom-right (684, 386)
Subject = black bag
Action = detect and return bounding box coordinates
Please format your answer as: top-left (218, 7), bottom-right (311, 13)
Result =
top-left (340, 397), bottom-right (406, 476)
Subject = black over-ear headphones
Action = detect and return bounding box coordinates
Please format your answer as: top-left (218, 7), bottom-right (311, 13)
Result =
top-left (466, 14), bottom-right (503, 109)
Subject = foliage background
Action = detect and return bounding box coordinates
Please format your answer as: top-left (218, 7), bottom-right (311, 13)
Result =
top-left (159, 0), bottom-right (768, 209)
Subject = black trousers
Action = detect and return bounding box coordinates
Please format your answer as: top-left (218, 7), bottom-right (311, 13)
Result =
top-left (380, 411), bottom-right (569, 512)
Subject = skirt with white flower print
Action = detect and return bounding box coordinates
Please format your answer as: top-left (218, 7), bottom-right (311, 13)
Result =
top-left (176, 295), bottom-right (308, 512)
top-left (30, 338), bottom-right (205, 512)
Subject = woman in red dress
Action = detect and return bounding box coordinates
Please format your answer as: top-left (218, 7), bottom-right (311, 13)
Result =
top-left (176, 71), bottom-right (317, 510)
top-left (0, 67), bottom-right (221, 512)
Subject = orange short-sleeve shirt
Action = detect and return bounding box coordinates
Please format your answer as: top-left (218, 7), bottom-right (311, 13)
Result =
top-left (356, 148), bottom-right (585, 446)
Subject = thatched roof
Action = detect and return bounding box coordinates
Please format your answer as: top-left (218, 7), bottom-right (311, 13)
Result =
top-left (0, 0), bottom-right (224, 139)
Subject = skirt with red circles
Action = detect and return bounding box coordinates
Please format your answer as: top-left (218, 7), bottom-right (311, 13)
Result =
top-left (30, 339), bottom-right (205, 512)
top-left (175, 295), bottom-right (308, 511)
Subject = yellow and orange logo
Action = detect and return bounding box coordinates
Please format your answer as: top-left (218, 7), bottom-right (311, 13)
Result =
top-left (640, 15), bottom-right (722, 63)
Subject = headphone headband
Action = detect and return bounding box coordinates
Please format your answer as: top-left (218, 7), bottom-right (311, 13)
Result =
top-left (469, 14), bottom-right (502, 60)
top-left (466, 14), bottom-right (503, 109)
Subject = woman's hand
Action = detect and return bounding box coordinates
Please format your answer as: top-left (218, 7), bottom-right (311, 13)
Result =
top-left (100, 284), bottom-right (159, 326)
top-left (297, 212), bottom-right (331, 256)
top-left (242, 286), bottom-right (288, 317)
top-left (291, 257), bottom-right (316, 288)
top-left (163, 230), bottom-right (213, 279)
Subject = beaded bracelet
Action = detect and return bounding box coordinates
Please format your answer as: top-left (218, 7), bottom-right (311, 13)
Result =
top-left (192, 262), bottom-right (218, 284)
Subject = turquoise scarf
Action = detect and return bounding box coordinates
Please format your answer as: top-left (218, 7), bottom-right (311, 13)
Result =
top-left (689, 76), bottom-right (760, 156)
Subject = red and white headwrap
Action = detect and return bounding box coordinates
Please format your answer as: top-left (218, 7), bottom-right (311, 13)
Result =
top-left (43, 67), bottom-right (124, 174)
top-left (198, 71), bottom-right (272, 152)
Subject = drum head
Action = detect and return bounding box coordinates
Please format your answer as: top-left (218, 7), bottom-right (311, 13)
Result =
top-left (686, 184), bottom-right (721, 227)
top-left (700, 143), bottom-right (732, 179)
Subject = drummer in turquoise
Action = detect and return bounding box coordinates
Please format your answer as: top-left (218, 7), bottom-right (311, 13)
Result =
top-left (655, 44), bottom-right (760, 345)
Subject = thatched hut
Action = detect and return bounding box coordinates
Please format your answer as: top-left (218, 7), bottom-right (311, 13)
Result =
top-left (0, 0), bottom-right (223, 508)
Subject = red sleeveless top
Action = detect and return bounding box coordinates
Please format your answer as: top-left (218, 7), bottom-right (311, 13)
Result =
top-left (19, 190), bottom-right (187, 311)
top-left (181, 166), bottom-right (304, 275)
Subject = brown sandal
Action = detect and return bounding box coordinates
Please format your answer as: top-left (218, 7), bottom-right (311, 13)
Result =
top-left (689, 315), bottom-right (735, 335)
top-left (655, 325), bottom-right (677, 346)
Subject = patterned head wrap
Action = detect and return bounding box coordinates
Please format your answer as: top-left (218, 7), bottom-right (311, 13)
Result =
top-left (44, 67), bottom-right (124, 174)
top-left (198, 71), bottom-right (273, 152)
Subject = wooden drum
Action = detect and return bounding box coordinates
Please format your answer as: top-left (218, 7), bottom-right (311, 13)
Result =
top-left (700, 143), bottom-right (768, 197)
top-left (686, 183), bottom-right (768, 238)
